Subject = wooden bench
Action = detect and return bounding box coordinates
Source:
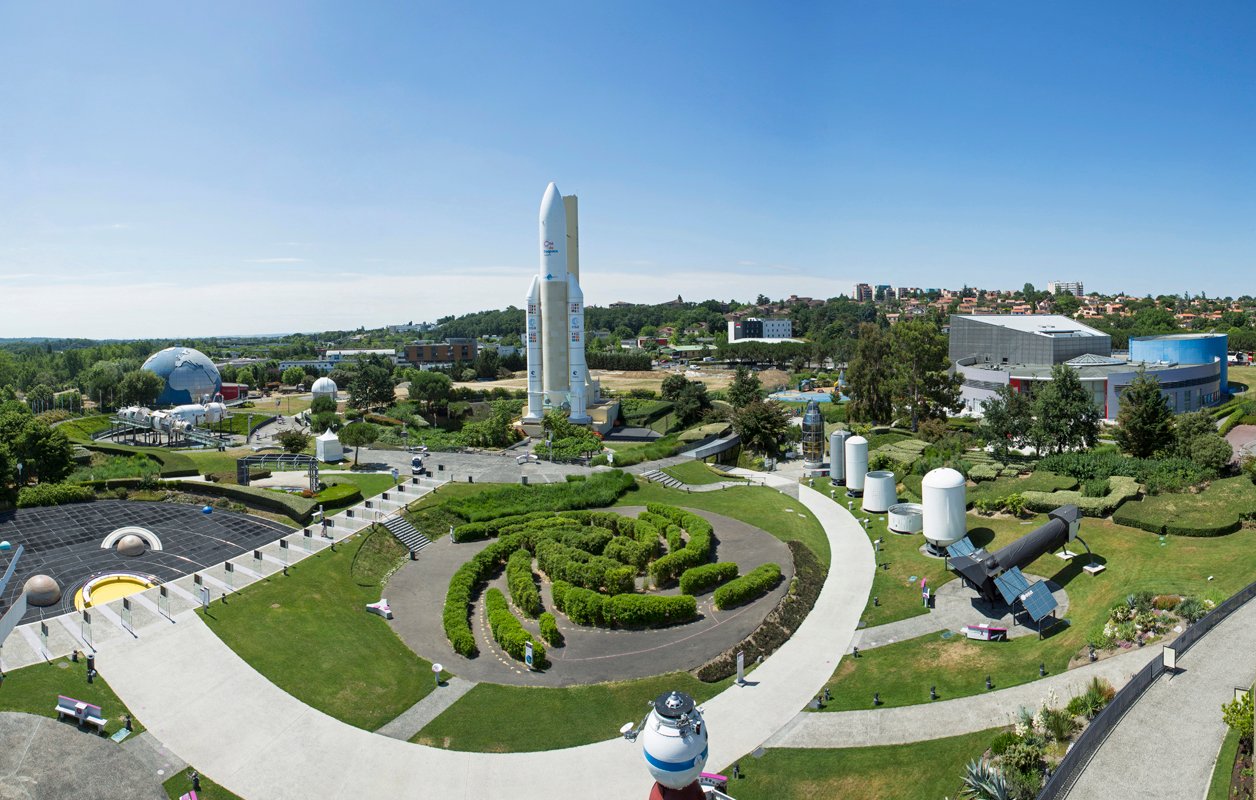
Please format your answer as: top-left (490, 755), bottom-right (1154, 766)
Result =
top-left (54, 694), bottom-right (107, 733)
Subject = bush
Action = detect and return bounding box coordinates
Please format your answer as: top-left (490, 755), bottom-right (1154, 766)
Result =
top-left (484, 588), bottom-right (546, 667)
top-left (535, 538), bottom-right (635, 594)
top-left (562, 586), bottom-right (608, 626)
top-left (506, 549), bottom-right (542, 618)
top-left (539, 612), bottom-right (563, 646)
top-left (1001, 740), bottom-right (1044, 776)
top-left (679, 562), bottom-right (739, 595)
top-left (442, 534), bottom-right (523, 656)
top-left (604, 593), bottom-right (697, 627)
top-left (713, 562), bottom-right (783, 610)
top-left (551, 580), bottom-right (572, 612)
top-left (1021, 475), bottom-right (1140, 517)
top-left (1037, 451), bottom-right (1209, 494)
top-left (83, 442), bottom-right (198, 477)
top-left (1175, 596), bottom-right (1207, 623)
top-left (968, 463), bottom-right (1000, 482)
top-left (1081, 478), bottom-right (1110, 498)
top-left (989, 730), bottom-right (1020, 756)
top-left (17, 482), bottom-right (95, 508)
top-left (646, 504), bottom-right (715, 587)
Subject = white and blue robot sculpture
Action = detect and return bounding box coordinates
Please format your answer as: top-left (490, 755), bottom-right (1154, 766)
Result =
top-left (638, 691), bottom-right (708, 799)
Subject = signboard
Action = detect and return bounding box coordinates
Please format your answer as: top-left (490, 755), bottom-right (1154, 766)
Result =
top-left (303, 528), bottom-right (313, 551)
top-left (1163, 645), bottom-right (1177, 671)
top-left (224, 562), bottom-right (234, 591)
top-left (81, 610), bottom-right (92, 647)
top-left (736, 651), bottom-right (745, 685)
top-left (200, 585), bottom-right (211, 610)
top-left (121, 597), bottom-right (133, 633)
top-left (253, 549), bottom-right (263, 564)
top-left (0, 591), bottom-right (28, 647)
top-left (39, 621), bottom-right (49, 655)
top-left (524, 641), bottom-right (534, 669)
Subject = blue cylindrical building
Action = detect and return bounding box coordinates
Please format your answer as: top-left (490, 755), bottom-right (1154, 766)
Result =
top-left (1129, 333), bottom-right (1228, 393)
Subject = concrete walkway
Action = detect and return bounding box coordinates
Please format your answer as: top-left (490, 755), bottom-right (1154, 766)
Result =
top-left (768, 645), bottom-right (1159, 748)
top-left (91, 481), bottom-right (874, 800)
top-left (374, 677), bottom-right (477, 741)
top-left (1065, 600), bottom-right (1256, 800)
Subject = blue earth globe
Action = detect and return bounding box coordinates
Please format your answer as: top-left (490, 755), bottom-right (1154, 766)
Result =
top-left (142, 347), bottom-right (222, 406)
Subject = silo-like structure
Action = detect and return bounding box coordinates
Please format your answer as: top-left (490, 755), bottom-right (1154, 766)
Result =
top-left (862, 470), bottom-right (898, 513)
top-left (844, 435), bottom-right (868, 496)
top-left (922, 467), bottom-right (967, 553)
top-left (801, 401), bottom-right (825, 469)
top-left (829, 429), bottom-right (850, 484)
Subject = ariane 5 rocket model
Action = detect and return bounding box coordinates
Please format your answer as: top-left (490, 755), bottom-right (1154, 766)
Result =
top-left (524, 182), bottom-right (591, 424)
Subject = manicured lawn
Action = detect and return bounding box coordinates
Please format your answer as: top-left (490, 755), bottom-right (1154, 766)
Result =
top-left (1206, 723), bottom-right (1243, 800)
top-left (414, 672), bottom-right (732, 751)
top-left (1230, 364), bottom-right (1256, 396)
top-left (1113, 476), bottom-right (1256, 536)
top-left (732, 728), bottom-right (1000, 800)
top-left (163, 770), bottom-right (244, 800)
top-left (183, 448), bottom-right (261, 476)
top-left (199, 527), bottom-right (434, 730)
top-left (820, 511), bottom-right (1255, 711)
top-left (0, 656), bottom-right (144, 735)
top-left (614, 481), bottom-right (830, 565)
top-left (326, 472), bottom-right (399, 499)
top-left (56, 414), bottom-right (113, 441)
top-left (662, 460), bottom-right (737, 485)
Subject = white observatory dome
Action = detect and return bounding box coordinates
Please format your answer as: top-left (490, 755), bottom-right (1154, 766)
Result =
top-left (311, 376), bottom-right (338, 400)
top-left (922, 467), bottom-right (967, 547)
top-left (862, 470), bottom-right (898, 513)
top-left (844, 435), bottom-right (869, 494)
top-left (640, 691), bottom-right (709, 791)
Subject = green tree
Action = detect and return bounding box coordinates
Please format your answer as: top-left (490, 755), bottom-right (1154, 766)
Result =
top-left (1221, 689), bottom-right (1253, 745)
top-left (474, 349), bottom-right (501, 380)
top-left (1174, 410), bottom-right (1216, 456)
top-left (978, 385), bottom-right (1033, 459)
top-left (673, 381), bottom-right (711, 427)
top-left (408, 369), bottom-right (452, 415)
top-left (1114, 368), bottom-right (1174, 458)
top-left (0, 442), bottom-right (15, 492)
top-left (1189, 433), bottom-right (1233, 475)
top-left (281, 366), bottom-right (306, 386)
top-left (310, 395), bottom-right (338, 415)
top-left (1031, 364), bottom-right (1100, 454)
top-left (1052, 291), bottom-right (1081, 317)
top-left (348, 364), bottom-right (395, 412)
top-left (25, 384), bottom-right (55, 412)
top-left (235, 366), bottom-right (255, 387)
top-left (117, 369), bottom-right (164, 407)
top-left (846, 323), bottom-right (894, 424)
top-left (660, 373), bottom-right (689, 401)
top-left (726, 366), bottom-right (762, 410)
top-left (731, 399), bottom-right (791, 456)
top-left (12, 418), bottom-right (74, 483)
top-left (78, 360), bottom-right (124, 408)
top-left (338, 422), bottom-right (379, 466)
top-left (889, 319), bottom-right (960, 431)
top-left (276, 429), bottom-right (310, 454)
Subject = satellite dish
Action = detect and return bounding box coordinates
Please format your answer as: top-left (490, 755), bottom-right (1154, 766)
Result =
top-left (619, 722), bottom-right (634, 735)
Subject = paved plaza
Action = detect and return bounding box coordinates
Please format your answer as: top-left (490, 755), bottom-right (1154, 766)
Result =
top-left (0, 712), bottom-right (166, 799)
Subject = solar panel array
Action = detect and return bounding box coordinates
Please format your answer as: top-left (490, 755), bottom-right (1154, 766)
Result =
top-left (1019, 582), bottom-right (1059, 622)
top-left (946, 537), bottom-right (976, 558)
top-left (993, 567), bottom-right (1031, 605)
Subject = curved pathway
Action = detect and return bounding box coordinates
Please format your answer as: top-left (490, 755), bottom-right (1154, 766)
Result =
top-left (94, 483), bottom-right (875, 800)
top-left (767, 645), bottom-right (1158, 748)
top-left (1065, 599), bottom-right (1256, 800)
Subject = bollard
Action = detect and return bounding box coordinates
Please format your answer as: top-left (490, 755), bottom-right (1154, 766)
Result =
top-left (873, 596), bottom-right (879, 607)
top-left (930, 685), bottom-right (938, 701)
top-left (86, 653), bottom-right (95, 684)
top-left (872, 692), bottom-right (880, 706)
top-left (852, 646), bottom-right (859, 658)
top-left (985, 676), bottom-right (992, 690)
top-left (1039, 663), bottom-right (1046, 677)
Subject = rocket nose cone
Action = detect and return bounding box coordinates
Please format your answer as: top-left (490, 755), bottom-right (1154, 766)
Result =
top-left (539, 182), bottom-right (563, 218)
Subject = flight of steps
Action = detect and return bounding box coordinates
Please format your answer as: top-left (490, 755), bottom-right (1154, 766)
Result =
top-left (642, 469), bottom-right (684, 489)
top-left (382, 514), bottom-right (432, 557)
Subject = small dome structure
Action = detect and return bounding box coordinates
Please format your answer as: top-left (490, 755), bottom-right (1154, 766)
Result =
top-left (24, 574), bottom-right (61, 607)
top-left (116, 534), bottom-right (147, 557)
top-left (311, 376), bottom-right (338, 401)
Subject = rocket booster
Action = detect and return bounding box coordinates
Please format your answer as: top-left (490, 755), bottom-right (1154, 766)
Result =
top-left (524, 275), bottom-right (544, 421)
top-left (567, 274), bottom-right (590, 423)
top-left (539, 183), bottom-right (570, 406)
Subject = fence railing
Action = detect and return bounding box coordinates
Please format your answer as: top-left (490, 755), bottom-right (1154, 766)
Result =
top-left (1038, 577), bottom-right (1256, 799)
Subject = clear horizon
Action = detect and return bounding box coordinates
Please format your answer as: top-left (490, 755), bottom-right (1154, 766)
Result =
top-left (2, 2), bottom-right (1252, 339)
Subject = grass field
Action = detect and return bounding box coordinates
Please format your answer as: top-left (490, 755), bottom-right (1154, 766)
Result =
top-left (968, 471), bottom-right (1079, 505)
top-left (414, 672), bottom-right (732, 751)
top-left (1113, 476), bottom-right (1256, 535)
top-left (1230, 364), bottom-right (1256, 397)
top-left (1206, 723), bottom-right (1243, 800)
top-left (325, 472), bottom-right (399, 499)
top-left (732, 728), bottom-right (1000, 800)
top-left (662, 460), bottom-right (736, 485)
top-left (613, 480), bottom-right (830, 565)
top-left (55, 414), bottom-right (113, 441)
top-left (164, 770), bottom-right (243, 800)
top-left (199, 527), bottom-right (434, 730)
top-left (819, 511), bottom-right (1254, 711)
top-left (0, 656), bottom-right (143, 735)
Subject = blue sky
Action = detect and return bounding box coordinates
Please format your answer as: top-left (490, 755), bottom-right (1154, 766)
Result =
top-left (0, 2), bottom-right (1252, 337)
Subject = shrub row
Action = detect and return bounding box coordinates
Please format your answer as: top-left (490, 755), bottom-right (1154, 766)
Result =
top-left (713, 563), bottom-right (782, 610)
top-left (646, 505), bottom-right (714, 586)
top-left (551, 583), bottom-right (696, 628)
top-left (83, 442), bottom-right (199, 477)
top-left (538, 612), bottom-right (563, 646)
top-left (1036, 452), bottom-right (1210, 494)
top-left (1021, 475), bottom-right (1140, 517)
top-left (17, 482), bottom-right (95, 508)
top-left (445, 470), bottom-right (635, 522)
top-left (679, 562), bottom-right (739, 595)
top-left (535, 538), bottom-right (635, 594)
top-left (484, 588), bottom-right (547, 668)
top-left (590, 436), bottom-right (685, 467)
top-left (506, 549), bottom-right (542, 618)
top-left (443, 534), bottom-right (522, 656)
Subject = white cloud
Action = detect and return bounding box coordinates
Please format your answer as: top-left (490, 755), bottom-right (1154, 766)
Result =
top-left (246, 257), bottom-right (307, 264)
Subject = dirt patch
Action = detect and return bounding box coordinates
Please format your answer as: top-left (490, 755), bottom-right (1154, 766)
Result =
top-left (927, 638), bottom-right (981, 670)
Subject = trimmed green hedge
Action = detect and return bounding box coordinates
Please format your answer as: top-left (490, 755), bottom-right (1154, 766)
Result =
top-left (444, 470), bottom-right (634, 522)
top-left (604, 593), bottom-right (697, 627)
top-left (484, 588), bottom-right (547, 668)
top-left (713, 562), bottom-right (782, 610)
top-left (1037, 451), bottom-right (1211, 494)
top-left (561, 586), bottom-right (607, 625)
top-left (1021, 476), bottom-right (1141, 517)
top-left (646, 505), bottom-right (714, 586)
top-left (535, 538), bottom-right (635, 594)
top-left (539, 612), bottom-right (563, 646)
top-left (1112, 476), bottom-right (1256, 536)
top-left (443, 534), bottom-right (523, 656)
top-left (506, 549), bottom-right (542, 618)
top-left (17, 483), bottom-right (95, 508)
top-left (82, 442), bottom-right (199, 477)
top-left (679, 562), bottom-right (739, 595)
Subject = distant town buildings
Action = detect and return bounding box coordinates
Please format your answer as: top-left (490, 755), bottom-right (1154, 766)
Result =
top-left (851, 283), bottom-right (873, 303)
top-left (403, 338), bottom-right (478, 368)
top-left (727, 318), bottom-right (793, 342)
top-left (279, 348), bottom-right (401, 372)
top-left (1046, 280), bottom-right (1084, 297)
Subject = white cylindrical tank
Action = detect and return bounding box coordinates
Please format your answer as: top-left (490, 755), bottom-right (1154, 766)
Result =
top-left (862, 470), bottom-right (898, 513)
top-left (829, 429), bottom-right (850, 483)
top-left (845, 435), bottom-right (868, 495)
top-left (204, 402), bottom-right (226, 423)
top-left (888, 502), bottom-right (924, 534)
top-left (640, 691), bottom-right (709, 791)
top-left (311, 376), bottom-right (338, 402)
top-left (923, 467), bottom-right (967, 548)
top-left (539, 182), bottom-right (570, 408)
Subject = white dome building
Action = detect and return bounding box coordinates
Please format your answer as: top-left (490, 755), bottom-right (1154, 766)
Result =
top-left (311, 376), bottom-right (338, 402)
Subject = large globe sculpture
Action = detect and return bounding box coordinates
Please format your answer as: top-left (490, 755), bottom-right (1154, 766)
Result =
top-left (142, 347), bottom-right (222, 406)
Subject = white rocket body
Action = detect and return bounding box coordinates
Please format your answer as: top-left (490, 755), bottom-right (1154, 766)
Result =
top-left (566, 274), bottom-right (590, 423)
top-left (524, 276), bottom-right (544, 421)
top-left (538, 183), bottom-right (570, 410)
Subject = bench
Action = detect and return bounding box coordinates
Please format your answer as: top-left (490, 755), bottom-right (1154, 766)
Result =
top-left (55, 694), bottom-right (107, 733)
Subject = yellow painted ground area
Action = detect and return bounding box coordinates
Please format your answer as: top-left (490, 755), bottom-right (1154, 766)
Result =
top-left (74, 574), bottom-right (156, 610)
